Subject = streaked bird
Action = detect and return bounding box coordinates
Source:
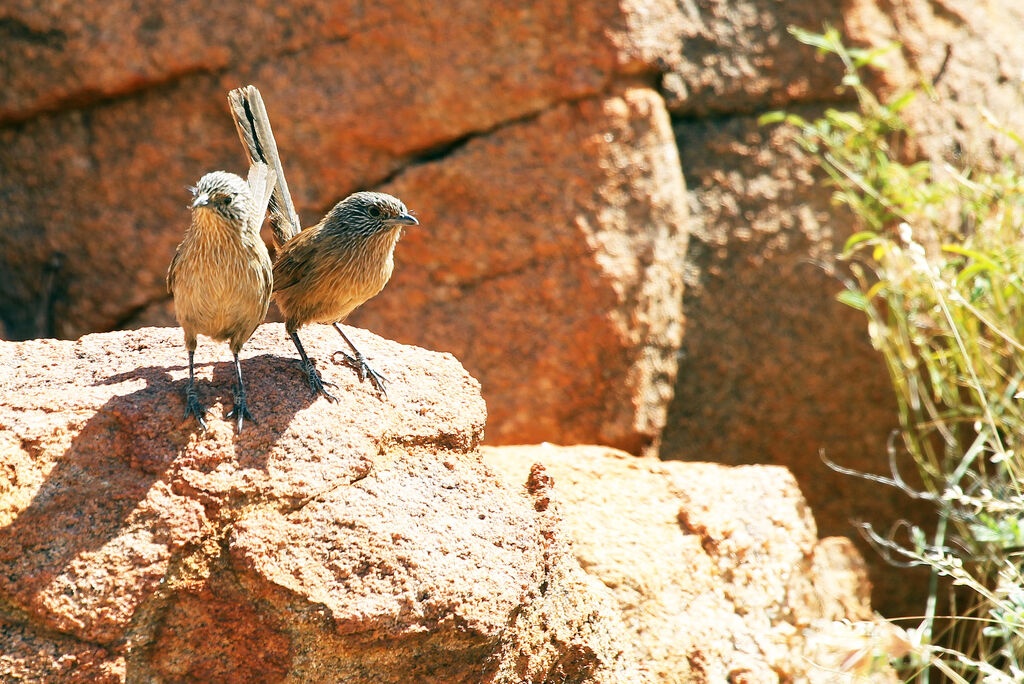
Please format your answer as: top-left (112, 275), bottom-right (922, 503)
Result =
top-left (166, 164), bottom-right (275, 431)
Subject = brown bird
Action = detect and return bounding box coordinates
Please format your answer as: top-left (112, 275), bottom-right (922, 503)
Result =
top-left (273, 192), bottom-right (417, 400)
top-left (167, 164), bottom-right (275, 431)
top-left (227, 85), bottom-right (418, 400)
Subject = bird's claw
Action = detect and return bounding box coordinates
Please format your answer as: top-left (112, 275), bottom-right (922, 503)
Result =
top-left (184, 389), bottom-right (208, 431)
top-left (331, 350), bottom-right (388, 397)
top-left (226, 385), bottom-right (257, 433)
top-left (301, 358), bottom-right (338, 402)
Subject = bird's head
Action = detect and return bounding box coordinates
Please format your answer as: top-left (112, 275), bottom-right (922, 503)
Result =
top-left (328, 191), bottom-right (418, 238)
top-left (188, 171), bottom-right (252, 225)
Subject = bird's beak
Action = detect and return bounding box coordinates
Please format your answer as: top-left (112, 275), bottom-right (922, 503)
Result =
top-left (386, 212), bottom-right (419, 226)
top-left (191, 193), bottom-right (210, 209)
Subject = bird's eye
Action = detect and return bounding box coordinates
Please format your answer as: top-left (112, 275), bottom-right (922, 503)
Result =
top-left (368, 206), bottom-right (382, 218)
top-left (223, 196), bottom-right (232, 206)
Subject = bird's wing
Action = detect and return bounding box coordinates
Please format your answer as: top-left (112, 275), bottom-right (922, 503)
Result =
top-left (166, 243), bottom-right (183, 294)
top-left (246, 161), bottom-right (276, 228)
top-left (272, 229), bottom-right (319, 293)
top-left (227, 85), bottom-right (301, 249)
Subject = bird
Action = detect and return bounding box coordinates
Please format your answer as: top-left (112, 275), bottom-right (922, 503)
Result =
top-left (272, 192), bottom-right (417, 400)
top-left (166, 163), bottom-right (275, 431)
top-left (227, 85), bottom-right (418, 400)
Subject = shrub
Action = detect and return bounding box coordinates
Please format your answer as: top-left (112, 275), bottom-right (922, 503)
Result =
top-left (764, 26), bottom-right (1024, 682)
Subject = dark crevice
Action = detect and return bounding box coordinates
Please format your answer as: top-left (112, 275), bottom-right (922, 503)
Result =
top-left (0, 17), bottom-right (67, 47)
top-left (368, 133), bottom-right (478, 190)
top-left (667, 91), bottom-right (860, 127)
top-left (0, 64), bottom-right (215, 128)
top-left (407, 133), bottom-right (476, 166)
top-left (364, 88), bottom-right (607, 194)
top-left (926, 0), bottom-right (971, 27)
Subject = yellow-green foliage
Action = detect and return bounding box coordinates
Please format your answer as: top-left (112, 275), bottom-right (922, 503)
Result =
top-left (766, 26), bottom-right (1024, 682)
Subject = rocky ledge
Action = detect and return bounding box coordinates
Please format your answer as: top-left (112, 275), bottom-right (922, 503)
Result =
top-left (1, 325), bottom-right (888, 682)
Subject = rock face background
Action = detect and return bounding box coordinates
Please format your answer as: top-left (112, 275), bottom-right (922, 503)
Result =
top-left (3, 0), bottom-right (1024, 627)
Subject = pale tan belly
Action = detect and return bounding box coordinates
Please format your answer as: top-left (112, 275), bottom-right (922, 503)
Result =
top-left (173, 240), bottom-right (272, 347)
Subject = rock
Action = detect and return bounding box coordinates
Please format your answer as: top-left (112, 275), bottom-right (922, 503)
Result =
top-left (846, 0), bottom-right (1024, 169)
top-left (6, 0), bottom-right (1024, 634)
top-left (1, 2), bottom-right (687, 456)
top-left (0, 618), bottom-right (125, 683)
top-left (660, 109), bottom-right (934, 616)
top-left (0, 325), bottom-right (637, 681)
top-left (357, 86), bottom-right (687, 455)
top-left (483, 444), bottom-right (896, 683)
top-left (632, 0), bottom-right (852, 116)
top-left (654, 0), bottom-right (1024, 618)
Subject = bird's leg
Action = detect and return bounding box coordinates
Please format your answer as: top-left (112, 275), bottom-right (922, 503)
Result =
top-left (331, 323), bottom-right (387, 397)
top-left (184, 349), bottom-right (208, 430)
top-left (226, 351), bottom-right (257, 432)
top-left (289, 330), bottom-right (338, 402)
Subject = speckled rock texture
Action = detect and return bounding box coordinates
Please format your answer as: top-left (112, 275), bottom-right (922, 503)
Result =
top-left (0, 326), bottom-right (641, 682)
top-left (484, 444), bottom-right (897, 683)
top-left (368, 87), bottom-right (686, 454)
top-left (846, 0), bottom-right (1024, 170)
top-left (661, 107), bottom-right (936, 614)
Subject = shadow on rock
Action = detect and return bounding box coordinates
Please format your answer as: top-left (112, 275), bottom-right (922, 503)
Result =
top-left (0, 352), bottom-right (314, 644)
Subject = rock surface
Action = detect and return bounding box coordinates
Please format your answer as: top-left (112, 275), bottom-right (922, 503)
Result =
top-left (846, 0), bottom-right (1024, 170)
top-left (656, 0), bottom-right (1024, 616)
top-left (6, 0), bottom-right (1024, 626)
top-left (363, 86), bottom-right (686, 455)
top-left (660, 109), bottom-right (933, 613)
top-left (0, 326), bottom-right (638, 682)
top-left (484, 444), bottom-right (896, 683)
top-left (638, 0), bottom-right (851, 116)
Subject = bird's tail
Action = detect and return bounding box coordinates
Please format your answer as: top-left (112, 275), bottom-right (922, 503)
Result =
top-left (227, 85), bottom-right (302, 249)
top-left (246, 162), bottom-right (276, 228)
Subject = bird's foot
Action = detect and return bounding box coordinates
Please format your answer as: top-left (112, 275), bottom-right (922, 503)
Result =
top-left (184, 388), bottom-right (208, 431)
top-left (301, 357), bottom-right (338, 402)
top-left (332, 350), bottom-right (388, 397)
top-left (226, 384), bottom-right (257, 433)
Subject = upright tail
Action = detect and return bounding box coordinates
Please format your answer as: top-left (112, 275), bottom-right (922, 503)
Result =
top-left (227, 85), bottom-right (302, 249)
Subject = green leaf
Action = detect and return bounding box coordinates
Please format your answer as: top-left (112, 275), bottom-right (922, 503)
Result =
top-left (851, 41), bottom-right (900, 68)
top-left (864, 280), bottom-right (887, 301)
top-left (788, 26), bottom-right (833, 53)
top-left (837, 289), bottom-right (868, 311)
top-left (757, 111), bottom-right (787, 125)
top-left (889, 90), bottom-right (918, 113)
top-left (956, 261), bottom-right (995, 287)
top-left (942, 245), bottom-right (1002, 272)
top-left (843, 231), bottom-right (880, 253)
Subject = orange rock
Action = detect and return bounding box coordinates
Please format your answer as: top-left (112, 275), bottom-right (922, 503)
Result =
top-left (361, 87), bottom-right (687, 454)
top-left (846, 0), bottom-right (1024, 169)
top-left (662, 105), bottom-right (933, 618)
top-left (0, 0), bottom-right (642, 338)
top-left (1, 2), bottom-right (687, 455)
top-left (0, 325), bottom-right (639, 681)
top-left (484, 444), bottom-right (896, 683)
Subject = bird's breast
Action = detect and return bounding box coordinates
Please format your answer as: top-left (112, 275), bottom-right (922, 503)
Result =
top-left (171, 224), bottom-right (272, 340)
top-left (278, 227), bottom-right (401, 325)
